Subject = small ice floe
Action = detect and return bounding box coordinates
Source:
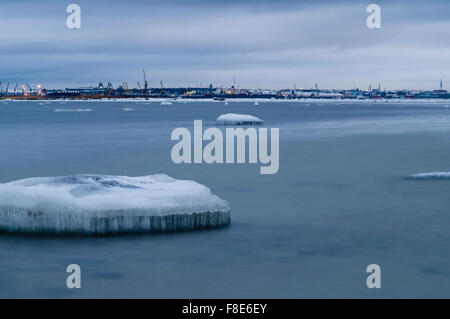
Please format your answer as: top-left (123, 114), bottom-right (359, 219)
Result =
top-left (38, 102), bottom-right (46, 106)
top-left (54, 108), bottom-right (92, 112)
top-left (224, 101), bottom-right (228, 106)
top-left (216, 113), bottom-right (263, 125)
top-left (0, 174), bottom-right (230, 234)
top-left (409, 172), bottom-right (450, 180)
top-left (254, 101), bottom-right (260, 106)
top-left (122, 107), bottom-right (134, 111)
top-left (160, 101), bottom-right (172, 106)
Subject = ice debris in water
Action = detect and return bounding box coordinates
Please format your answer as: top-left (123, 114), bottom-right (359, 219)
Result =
top-left (0, 174), bottom-right (230, 234)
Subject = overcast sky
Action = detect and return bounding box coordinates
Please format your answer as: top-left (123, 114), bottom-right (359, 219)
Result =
top-left (0, 0), bottom-right (449, 90)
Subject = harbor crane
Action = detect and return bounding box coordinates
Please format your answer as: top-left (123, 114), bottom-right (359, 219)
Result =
top-left (143, 69), bottom-right (149, 95)
top-left (13, 83), bottom-right (18, 95)
top-left (5, 82), bottom-right (9, 95)
top-left (106, 82), bottom-right (113, 95)
top-left (160, 80), bottom-right (165, 96)
top-left (123, 82), bottom-right (129, 95)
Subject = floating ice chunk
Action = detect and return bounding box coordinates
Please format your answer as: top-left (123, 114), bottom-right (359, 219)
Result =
top-left (160, 102), bottom-right (172, 106)
top-left (0, 174), bottom-right (230, 234)
top-left (216, 113), bottom-right (263, 125)
top-left (122, 107), bottom-right (134, 111)
top-left (409, 172), bottom-right (450, 180)
top-left (54, 108), bottom-right (92, 112)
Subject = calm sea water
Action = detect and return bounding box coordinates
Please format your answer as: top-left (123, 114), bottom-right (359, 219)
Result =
top-left (0, 99), bottom-right (450, 298)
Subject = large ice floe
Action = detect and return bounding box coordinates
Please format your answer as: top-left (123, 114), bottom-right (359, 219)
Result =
top-left (409, 172), bottom-right (450, 180)
top-left (0, 174), bottom-right (230, 234)
top-left (216, 113), bottom-right (263, 125)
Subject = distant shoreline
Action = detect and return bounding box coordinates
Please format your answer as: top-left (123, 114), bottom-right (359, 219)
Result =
top-left (2, 97), bottom-right (450, 103)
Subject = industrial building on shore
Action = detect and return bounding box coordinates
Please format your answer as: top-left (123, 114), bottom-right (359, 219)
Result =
top-left (0, 74), bottom-right (448, 100)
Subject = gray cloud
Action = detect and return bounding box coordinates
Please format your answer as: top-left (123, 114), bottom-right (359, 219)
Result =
top-left (0, 0), bottom-right (449, 89)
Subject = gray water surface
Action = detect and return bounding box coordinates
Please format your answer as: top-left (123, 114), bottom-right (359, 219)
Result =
top-left (1, 100), bottom-right (450, 298)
